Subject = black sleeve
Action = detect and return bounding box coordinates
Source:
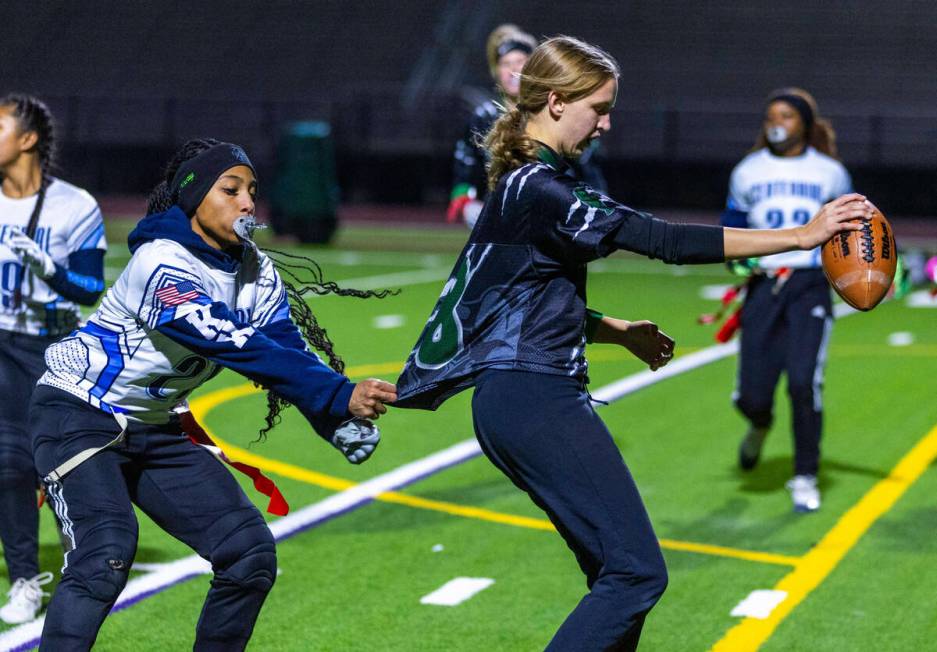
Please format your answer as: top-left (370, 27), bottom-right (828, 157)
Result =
top-left (532, 171), bottom-right (724, 264)
top-left (609, 216), bottom-right (725, 264)
top-left (46, 249), bottom-right (106, 305)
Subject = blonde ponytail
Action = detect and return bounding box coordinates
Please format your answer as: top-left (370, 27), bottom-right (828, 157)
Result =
top-left (483, 106), bottom-right (539, 190)
top-left (483, 36), bottom-right (619, 190)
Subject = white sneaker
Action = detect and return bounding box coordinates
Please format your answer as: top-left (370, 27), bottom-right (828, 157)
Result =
top-left (0, 572), bottom-right (54, 624)
top-left (786, 475), bottom-right (821, 513)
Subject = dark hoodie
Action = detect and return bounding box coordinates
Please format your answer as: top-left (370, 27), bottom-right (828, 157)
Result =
top-left (136, 205), bottom-right (354, 439)
top-left (128, 206), bottom-right (244, 273)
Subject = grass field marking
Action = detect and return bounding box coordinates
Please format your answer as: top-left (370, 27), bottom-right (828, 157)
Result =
top-left (592, 302), bottom-right (855, 405)
top-left (420, 578), bottom-right (495, 606)
top-left (192, 396), bottom-right (803, 569)
top-left (590, 341), bottom-right (738, 403)
top-left (0, 438), bottom-right (484, 652)
top-left (657, 539), bottom-right (799, 567)
top-left (0, 554), bottom-right (212, 652)
top-left (0, 318), bottom-right (825, 650)
top-left (710, 421), bottom-right (937, 651)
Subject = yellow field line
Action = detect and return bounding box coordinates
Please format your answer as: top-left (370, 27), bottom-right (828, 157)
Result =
top-left (658, 539), bottom-right (799, 567)
top-left (188, 380), bottom-right (801, 568)
top-left (711, 421), bottom-right (937, 651)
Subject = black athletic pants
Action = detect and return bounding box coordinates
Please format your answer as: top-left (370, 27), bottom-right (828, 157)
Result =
top-left (29, 386), bottom-right (277, 651)
top-left (472, 370), bottom-right (668, 651)
top-left (734, 269), bottom-right (833, 476)
top-left (0, 330), bottom-right (54, 582)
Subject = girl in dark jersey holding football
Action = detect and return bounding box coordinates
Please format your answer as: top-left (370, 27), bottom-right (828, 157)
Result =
top-left (397, 37), bottom-right (871, 650)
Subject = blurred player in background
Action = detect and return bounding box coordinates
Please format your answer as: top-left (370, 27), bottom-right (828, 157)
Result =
top-left (447, 24), bottom-right (606, 228)
top-left (722, 88), bottom-right (851, 512)
top-left (0, 94), bottom-right (106, 624)
top-left (397, 38), bottom-right (870, 650)
top-left (29, 139), bottom-right (396, 650)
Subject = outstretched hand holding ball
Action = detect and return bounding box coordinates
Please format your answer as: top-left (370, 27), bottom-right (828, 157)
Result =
top-left (820, 202), bottom-right (897, 311)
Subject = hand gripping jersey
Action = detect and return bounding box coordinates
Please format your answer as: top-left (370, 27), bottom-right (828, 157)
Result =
top-left (396, 146), bottom-right (724, 409)
top-left (0, 177), bottom-right (106, 335)
top-left (724, 147), bottom-right (851, 270)
top-left (39, 207), bottom-right (353, 432)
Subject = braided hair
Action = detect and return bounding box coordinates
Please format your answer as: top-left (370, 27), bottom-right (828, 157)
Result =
top-left (0, 93), bottom-right (56, 185)
top-left (145, 138), bottom-right (394, 439)
top-left (146, 137), bottom-right (222, 214)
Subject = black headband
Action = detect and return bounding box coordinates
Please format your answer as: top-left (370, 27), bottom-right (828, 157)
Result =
top-left (496, 39), bottom-right (534, 60)
top-left (170, 143), bottom-right (256, 216)
top-left (767, 93), bottom-right (815, 135)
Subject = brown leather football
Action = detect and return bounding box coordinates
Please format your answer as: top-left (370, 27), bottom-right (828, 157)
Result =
top-left (821, 209), bottom-right (897, 311)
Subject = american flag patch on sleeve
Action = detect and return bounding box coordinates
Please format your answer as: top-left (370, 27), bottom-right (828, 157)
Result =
top-left (155, 281), bottom-right (201, 307)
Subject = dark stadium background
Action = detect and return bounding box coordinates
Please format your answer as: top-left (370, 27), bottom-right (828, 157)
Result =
top-left (4, 1), bottom-right (936, 222)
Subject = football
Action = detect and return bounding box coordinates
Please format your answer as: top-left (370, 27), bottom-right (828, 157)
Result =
top-left (821, 209), bottom-right (897, 311)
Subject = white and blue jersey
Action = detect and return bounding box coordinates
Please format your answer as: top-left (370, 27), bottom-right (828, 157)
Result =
top-left (0, 177), bottom-right (106, 336)
top-left (723, 147), bottom-right (851, 270)
top-left (39, 207), bottom-right (353, 432)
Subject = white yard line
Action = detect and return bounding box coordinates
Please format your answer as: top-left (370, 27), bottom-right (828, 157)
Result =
top-left (730, 590), bottom-right (789, 619)
top-left (420, 578), bottom-right (495, 606)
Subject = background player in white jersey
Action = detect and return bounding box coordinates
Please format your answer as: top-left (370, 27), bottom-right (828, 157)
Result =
top-left (0, 94), bottom-right (106, 624)
top-left (722, 88), bottom-right (851, 512)
top-left (29, 139), bottom-right (396, 650)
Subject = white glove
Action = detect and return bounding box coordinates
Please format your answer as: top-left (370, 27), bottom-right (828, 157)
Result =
top-left (331, 418), bottom-right (380, 464)
top-left (6, 230), bottom-right (56, 279)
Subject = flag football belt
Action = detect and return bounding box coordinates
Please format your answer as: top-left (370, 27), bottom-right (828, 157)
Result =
top-left (178, 410), bottom-right (289, 516)
top-left (41, 409), bottom-right (289, 517)
top-left (44, 411), bottom-right (129, 484)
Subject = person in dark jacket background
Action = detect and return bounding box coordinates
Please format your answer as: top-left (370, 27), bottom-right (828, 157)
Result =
top-left (447, 24), bottom-right (606, 228)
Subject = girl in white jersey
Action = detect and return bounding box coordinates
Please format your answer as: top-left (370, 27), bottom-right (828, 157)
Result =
top-left (0, 94), bottom-right (106, 624)
top-left (722, 88), bottom-right (851, 512)
top-left (29, 138), bottom-right (397, 650)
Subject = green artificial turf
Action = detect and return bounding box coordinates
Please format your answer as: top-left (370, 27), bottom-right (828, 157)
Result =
top-left (3, 219), bottom-right (935, 651)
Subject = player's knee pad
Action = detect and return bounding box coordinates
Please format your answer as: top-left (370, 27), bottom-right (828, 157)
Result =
top-left (210, 515), bottom-right (277, 594)
top-left (69, 546), bottom-right (135, 604)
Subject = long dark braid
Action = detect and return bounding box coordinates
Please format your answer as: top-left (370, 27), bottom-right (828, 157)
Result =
top-left (148, 138), bottom-right (395, 439)
top-left (256, 249), bottom-right (397, 439)
top-left (2, 95), bottom-right (56, 308)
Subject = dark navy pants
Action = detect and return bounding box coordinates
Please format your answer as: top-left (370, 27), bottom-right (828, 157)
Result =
top-left (0, 330), bottom-right (54, 582)
top-left (734, 270), bottom-right (833, 476)
top-left (472, 370), bottom-right (668, 651)
top-left (29, 386), bottom-right (277, 651)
